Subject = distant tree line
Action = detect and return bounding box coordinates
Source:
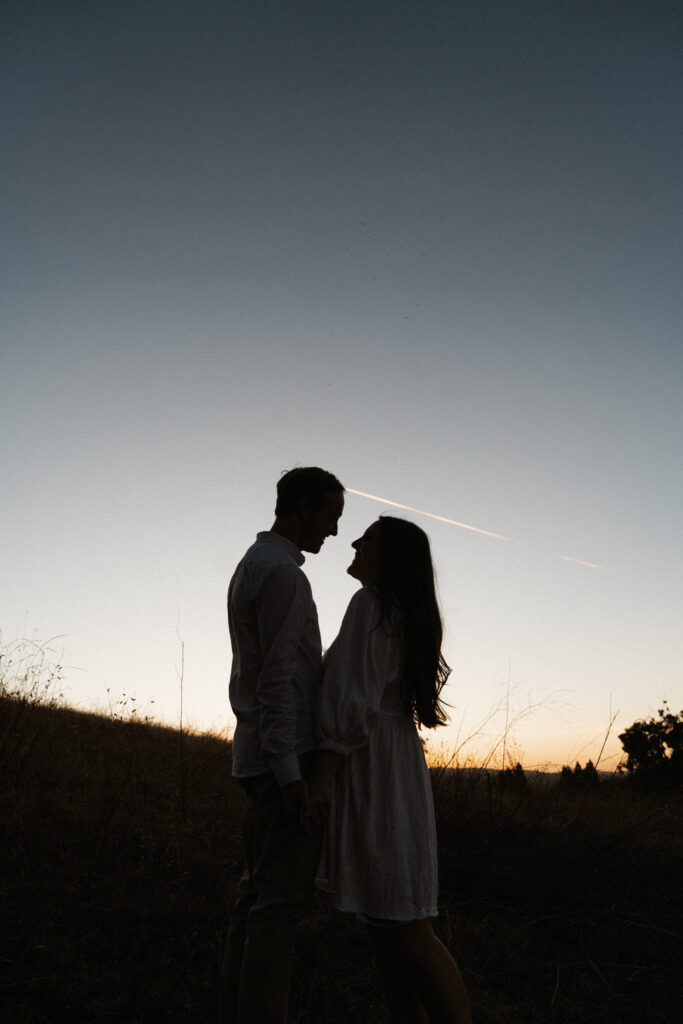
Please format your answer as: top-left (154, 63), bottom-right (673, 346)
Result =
top-left (498, 762), bottom-right (528, 792)
top-left (553, 703), bottom-right (683, 790)
top-left (559, 760), bottom-right (600, 789)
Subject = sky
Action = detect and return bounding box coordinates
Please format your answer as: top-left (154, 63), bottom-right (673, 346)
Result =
top-left (3, 0), bottom-right (682, 770)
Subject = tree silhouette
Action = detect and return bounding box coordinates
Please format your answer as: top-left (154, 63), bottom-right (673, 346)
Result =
top-left (499, 762), bottom-right (528, 793)
top-left (558, 760), bottom-right (600, 790)
top-left (581, 760), bottom-right (600, 788)
top-left (618, 702), bottom-right (683, 785)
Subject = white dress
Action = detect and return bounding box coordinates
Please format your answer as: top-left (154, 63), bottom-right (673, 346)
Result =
top-left (317, 586), bottom-right (438, 921)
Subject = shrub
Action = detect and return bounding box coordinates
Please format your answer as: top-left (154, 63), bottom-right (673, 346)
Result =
top-left (618, 702), bottom-right (683, 786)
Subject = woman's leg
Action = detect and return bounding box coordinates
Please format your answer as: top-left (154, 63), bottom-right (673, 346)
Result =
top-left (369, 928), bottom-right (429, 1024)
top-left (371, 919), bottom-right (471, 1024)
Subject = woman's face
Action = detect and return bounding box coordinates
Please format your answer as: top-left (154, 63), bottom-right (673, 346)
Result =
top-left (347, 521), bottom-right (381, 585)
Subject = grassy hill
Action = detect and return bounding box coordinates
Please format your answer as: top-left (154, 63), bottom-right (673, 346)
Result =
top-left (1, 697), bottom-right (680, 1022)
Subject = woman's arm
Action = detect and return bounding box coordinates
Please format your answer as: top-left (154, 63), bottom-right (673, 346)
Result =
top-left (311, 587), bottom-right (384, 822)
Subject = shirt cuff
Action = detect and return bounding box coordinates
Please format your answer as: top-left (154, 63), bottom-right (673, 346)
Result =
top-left (269, 752), bottom-right (302, 787)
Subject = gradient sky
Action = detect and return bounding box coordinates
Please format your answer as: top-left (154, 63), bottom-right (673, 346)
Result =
top-left (3, 0), bottom-right (682, 769)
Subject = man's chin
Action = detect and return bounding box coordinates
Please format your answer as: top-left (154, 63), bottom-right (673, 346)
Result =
top-left (302, 540), bottom-right (323, 554)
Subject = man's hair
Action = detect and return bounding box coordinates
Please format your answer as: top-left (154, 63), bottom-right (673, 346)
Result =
top-left (275, 467), bottom-right (344, 517)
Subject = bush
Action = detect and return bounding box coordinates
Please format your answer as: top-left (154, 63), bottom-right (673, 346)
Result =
top-left (618, 702), bottom-right (683, 786)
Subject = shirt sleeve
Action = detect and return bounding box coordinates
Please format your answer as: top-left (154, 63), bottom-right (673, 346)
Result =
top-left (318, 587), bottom-right (390, 757)
top-left (255, 563), bottom-right (309, 786)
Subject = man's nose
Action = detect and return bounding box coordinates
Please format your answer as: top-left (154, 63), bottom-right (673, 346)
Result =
top-left (329, 523), bottom-right (338, 537)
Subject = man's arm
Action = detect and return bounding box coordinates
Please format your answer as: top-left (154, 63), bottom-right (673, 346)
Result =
top-left (255, 563), bottom-right (308, 789)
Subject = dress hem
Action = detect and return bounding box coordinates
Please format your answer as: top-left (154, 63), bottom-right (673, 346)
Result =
top-left (331, 898), bottom-right (439, 922)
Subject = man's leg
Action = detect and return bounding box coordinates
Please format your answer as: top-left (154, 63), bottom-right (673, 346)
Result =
top-left (220, 871), bottom-right (257, 1020)
top-left (220, 781), bottom-right (258, 1022)
top-left (236, 772), bottom-right (321, 1024)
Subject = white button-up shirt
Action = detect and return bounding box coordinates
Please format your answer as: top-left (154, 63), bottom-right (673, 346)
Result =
top-left (228, 531), bottom-right (322, 787)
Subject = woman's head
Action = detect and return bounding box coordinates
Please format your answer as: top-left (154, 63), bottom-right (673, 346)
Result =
top-left (348, 516), bottom-right (438, 592)
top-left (349, 516), bottom-right (450, 728)
top-left (347, 520), bottom-right (382, 585)
top-left (348, 516), bottom-right (434, 587)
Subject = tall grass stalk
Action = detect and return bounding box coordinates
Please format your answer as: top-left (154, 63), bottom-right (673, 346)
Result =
top-left (0, 633), bottom-right (65, 776)
top-left (176, 625), bottom-right (187, 825)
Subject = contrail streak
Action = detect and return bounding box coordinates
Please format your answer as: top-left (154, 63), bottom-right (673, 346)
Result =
top-left (345, 487), bottom-right (610, 570)
top-left (344, 488), bottom-right (512, 541)
top-left (560, 554), bottom-right (611, 571)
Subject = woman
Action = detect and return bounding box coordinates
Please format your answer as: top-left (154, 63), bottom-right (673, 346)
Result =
top-left (312, 516), bottom-right (471, 1024)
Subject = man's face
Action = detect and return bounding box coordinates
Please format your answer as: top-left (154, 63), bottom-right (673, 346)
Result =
top-left (299, 490), bottom-right (345, 553)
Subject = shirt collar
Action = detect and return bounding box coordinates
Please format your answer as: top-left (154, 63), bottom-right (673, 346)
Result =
top-left (256, 531), bottom-right (305, 566)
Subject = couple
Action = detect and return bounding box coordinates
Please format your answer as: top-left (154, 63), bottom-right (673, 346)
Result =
top-left (222, 467), bottom-right (471, 1023)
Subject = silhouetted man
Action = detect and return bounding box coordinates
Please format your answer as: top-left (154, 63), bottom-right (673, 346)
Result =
top-left (221, 467), bottom-right (344, 1023)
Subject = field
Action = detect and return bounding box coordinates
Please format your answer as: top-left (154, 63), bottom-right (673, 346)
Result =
top-left (1, 697), bottom-right (681, 1022)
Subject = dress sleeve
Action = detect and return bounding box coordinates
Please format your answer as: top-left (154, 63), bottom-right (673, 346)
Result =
top-left (318, 587), bottom-right (394, 756)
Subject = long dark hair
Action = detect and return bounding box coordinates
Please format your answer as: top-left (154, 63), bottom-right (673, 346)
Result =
top-left (375, 516), bottom-right (450, 728)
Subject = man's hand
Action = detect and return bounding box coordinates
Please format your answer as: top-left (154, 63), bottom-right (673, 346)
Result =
top-left (281, 779), bottom-right (313, 836)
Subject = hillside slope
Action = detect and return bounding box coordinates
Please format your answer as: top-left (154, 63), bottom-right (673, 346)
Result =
top-left (1, 699), bottom-right (680, 1022)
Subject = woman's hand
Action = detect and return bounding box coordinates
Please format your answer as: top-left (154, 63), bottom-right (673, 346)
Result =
top-left (309, 776), bottom-right (334, 825)
top-left (281, 779), bottom-right (313, 836)
top-left (308, 750), bottom-right (345, 825)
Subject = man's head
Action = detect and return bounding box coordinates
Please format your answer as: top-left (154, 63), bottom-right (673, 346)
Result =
top-left (274, 467), bottom-right (345, 554)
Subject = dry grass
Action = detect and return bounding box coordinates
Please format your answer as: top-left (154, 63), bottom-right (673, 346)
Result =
top-left (1, 694), bottom-right (681, 1023)
top-left (434, 765), bottom-right (681, 1022)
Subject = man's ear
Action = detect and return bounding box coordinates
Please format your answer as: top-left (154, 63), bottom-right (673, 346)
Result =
top-left (296, 495), bottom-right (313, 521)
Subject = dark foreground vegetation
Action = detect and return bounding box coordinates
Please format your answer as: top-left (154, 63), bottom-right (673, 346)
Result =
top-left (1, 697), bottom-right (681, 1023)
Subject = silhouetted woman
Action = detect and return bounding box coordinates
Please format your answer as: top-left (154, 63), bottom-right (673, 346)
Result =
top-left (312, 516), bottom-right (471, 1024)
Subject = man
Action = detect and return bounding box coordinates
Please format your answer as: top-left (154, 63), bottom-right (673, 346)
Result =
top-left (221, 467), bottom-right (345, 1023)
